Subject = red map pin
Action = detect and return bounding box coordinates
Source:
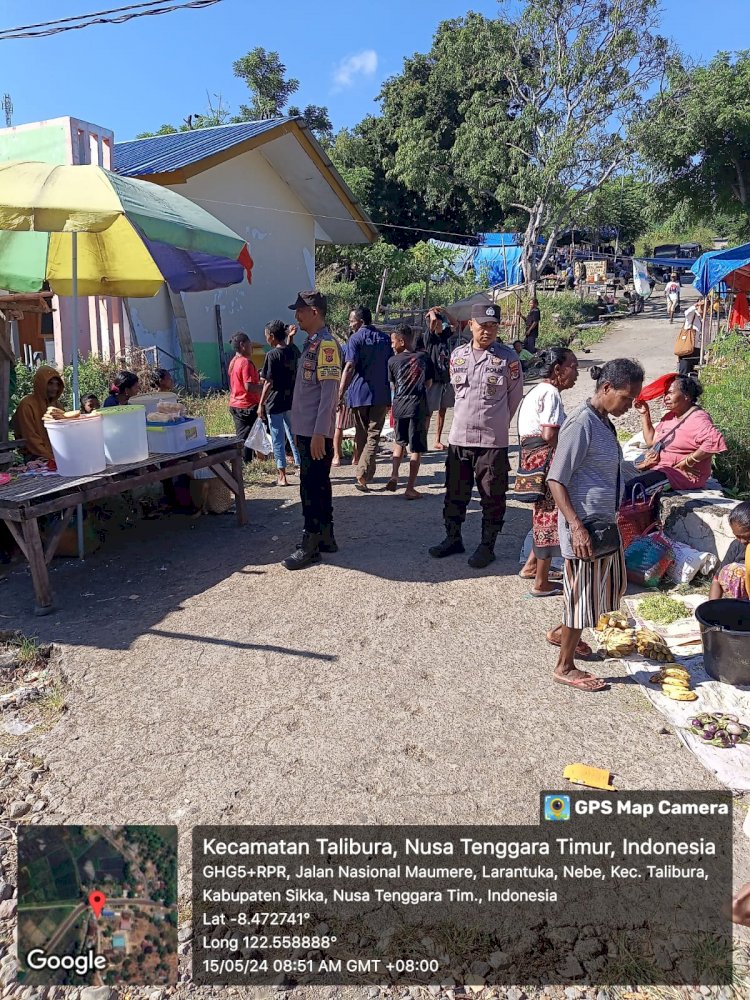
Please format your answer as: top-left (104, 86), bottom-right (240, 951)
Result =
top-left (88, 891), bottom-right (106, 919)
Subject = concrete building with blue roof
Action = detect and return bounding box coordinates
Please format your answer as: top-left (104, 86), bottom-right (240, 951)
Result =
top-left (113, 117), bottom-right (378, 385)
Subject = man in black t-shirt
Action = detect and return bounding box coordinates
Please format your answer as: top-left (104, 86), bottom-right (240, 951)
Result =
top-left (385, 325), bottom-right (434, 499)
top-left (259, 320), bottom-right (301, 486)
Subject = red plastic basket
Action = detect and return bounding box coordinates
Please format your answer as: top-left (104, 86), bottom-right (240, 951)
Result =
top-left (618, 482), bottom-right (660, 550)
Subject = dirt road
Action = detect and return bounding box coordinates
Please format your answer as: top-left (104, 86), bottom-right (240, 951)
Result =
top-left (4, 289), bottom-right (747, 876)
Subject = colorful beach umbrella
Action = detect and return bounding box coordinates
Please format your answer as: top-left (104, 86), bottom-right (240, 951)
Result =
top-left (0, 160), bottom-right (252, 297)
top-left (0, 160), bottom-right (253, 406)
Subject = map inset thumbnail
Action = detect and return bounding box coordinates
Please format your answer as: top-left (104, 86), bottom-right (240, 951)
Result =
top-left (18, 826), bottom-right (178, 985)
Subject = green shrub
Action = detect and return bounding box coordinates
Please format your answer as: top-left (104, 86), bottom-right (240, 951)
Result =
top-left (316, 279), bottom-right (356, 338)
top-left (531, 293), bottom-right (601, 348)
top-left (700, 332), bottom-right (750, 496)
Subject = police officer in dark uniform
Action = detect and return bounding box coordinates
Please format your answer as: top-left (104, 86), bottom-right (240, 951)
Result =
top-left (429, 302), bottom-right (524, 568)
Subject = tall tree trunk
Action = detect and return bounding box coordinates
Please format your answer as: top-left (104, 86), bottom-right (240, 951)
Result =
top-left (522, 201), bottom-right (545, 297)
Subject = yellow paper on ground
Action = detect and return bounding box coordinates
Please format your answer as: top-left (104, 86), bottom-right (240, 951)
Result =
top-left (563, 763), bottom-right (616, 791)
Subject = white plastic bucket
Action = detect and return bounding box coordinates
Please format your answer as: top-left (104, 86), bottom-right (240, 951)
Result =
top-left (99, 405), bottom-right (149, 465)
top-left (45, 415), bottom-right (106, 477)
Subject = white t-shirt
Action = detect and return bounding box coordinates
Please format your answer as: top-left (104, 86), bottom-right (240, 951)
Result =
top-left (682, 304), bottom-right (703, 345)
top-left (665, 281), bottom-right (680, 299)
top-left (517, 382), bottom-right (566, 438)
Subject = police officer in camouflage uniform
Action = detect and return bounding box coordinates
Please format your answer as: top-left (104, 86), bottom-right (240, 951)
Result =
top-left (429, 302), bottom-right (524, 569)
top-left (283, 290), bottom-right (342, 570)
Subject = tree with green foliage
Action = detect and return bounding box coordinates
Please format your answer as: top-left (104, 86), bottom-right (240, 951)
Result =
top-left (636, 51), bottom-right (750, 236)
top-left (381, 1), bottom-right (670, 288)
top-left (137, 48), bottom-right (331, 142)
top-left (576, 175), bottom-right (655, 248)
top-left (232, 48), bottom-right (299, 119)
top-left (288, 103), bottom-right (333, 143)
top-left (374, 14), bottom-right (507, 245)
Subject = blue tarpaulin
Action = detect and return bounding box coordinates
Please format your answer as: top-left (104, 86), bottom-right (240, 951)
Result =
top-left (691, 243), bottom-right (750, 294)
top-left (474, 233), bottom-right (525, 287)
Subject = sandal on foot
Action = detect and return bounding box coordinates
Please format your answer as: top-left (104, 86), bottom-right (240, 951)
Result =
top-left (524, 588), bottom-right (563, 599)
top-left (384, 480), bottom-right (398, 492)
top-left (553, 671), bottom-right (608, 692)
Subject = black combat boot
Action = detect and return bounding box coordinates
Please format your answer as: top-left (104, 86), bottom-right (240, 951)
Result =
top-left (319, 523), bottom-right (338, 553)
top-left (468, 524), bottom-right (500, 569)
top-left (282, 531), bottom-right (321, 570)
top-left (429, 521), bottom-right (465, 559)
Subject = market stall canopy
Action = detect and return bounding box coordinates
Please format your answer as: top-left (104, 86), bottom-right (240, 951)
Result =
top-left (0, 160), bottom-right (252, 296)
top-left (691, 242), bottom-right (750, 295)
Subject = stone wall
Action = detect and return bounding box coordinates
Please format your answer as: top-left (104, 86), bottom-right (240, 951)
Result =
top-left (662, 491), bottom-right (740, 560)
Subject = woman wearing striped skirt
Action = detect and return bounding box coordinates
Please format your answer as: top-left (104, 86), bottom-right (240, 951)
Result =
top-left (546, 359), bottom-right (644, 692)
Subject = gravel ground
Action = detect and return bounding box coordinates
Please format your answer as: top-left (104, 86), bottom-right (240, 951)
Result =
top-left (0, 288), bottom-right (748, 1000)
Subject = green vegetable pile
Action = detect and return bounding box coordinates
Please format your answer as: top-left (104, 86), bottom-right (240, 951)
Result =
top-left (637, 593), bottom-right (691, 625)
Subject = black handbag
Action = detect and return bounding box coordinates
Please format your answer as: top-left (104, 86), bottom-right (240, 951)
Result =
top-left (579, 440), bottom-right (621, 560)
top-left (580, 517), bottom-right (622, 559)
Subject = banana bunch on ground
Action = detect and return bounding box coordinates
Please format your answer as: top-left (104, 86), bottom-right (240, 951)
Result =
top-left (596, 611), bottom-right (630, 631)
top-left (635, 627), bottom-right (675, 662)
top-left (599, 625), bottom-right (637, 656)
top-left (649, 664), bottom-right (698, 701)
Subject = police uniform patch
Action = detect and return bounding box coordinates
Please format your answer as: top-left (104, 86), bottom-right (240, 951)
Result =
top-left (489, 357), bottom-right (503, 367)
top-left (485, 386), bottom-right (498, 397)
top-left (303, 360), bottom-right (315, 371)
top-left (452, 357), bottom-right (467, 367)
top-left (509, 360), bottom-right (521, 380)
top-left (303, 370), bottom-right (313, 381)
top-left (323, 347), bottom-right (335, 364)
top-left (487, 374), bottom-right (499, 385)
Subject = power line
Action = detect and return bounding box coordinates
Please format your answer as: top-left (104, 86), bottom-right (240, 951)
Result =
top-left (0, 0), bottom-right (223, 41)
top-left (190, 194), bottom-right (481, 241)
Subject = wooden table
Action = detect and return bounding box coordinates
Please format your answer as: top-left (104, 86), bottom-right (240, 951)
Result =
top-left (0, 436), bottom-right (246, 614)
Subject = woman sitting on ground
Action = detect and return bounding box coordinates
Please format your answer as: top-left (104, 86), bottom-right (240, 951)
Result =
top-left (627, 375), bottom-right (727, 495)
top-left (518, 347), bottom-right (579, 596)
top-left (103, 371), bottom-right (140, 407)
top-left (710, 502), bottom-right (750, 602)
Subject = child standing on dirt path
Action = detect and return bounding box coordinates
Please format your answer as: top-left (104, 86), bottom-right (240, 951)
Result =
top-left (386, 326), bottom-right (434, 500)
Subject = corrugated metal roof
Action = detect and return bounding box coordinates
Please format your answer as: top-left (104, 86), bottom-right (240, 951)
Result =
top-left (113, 119), bottom-right (290, 177)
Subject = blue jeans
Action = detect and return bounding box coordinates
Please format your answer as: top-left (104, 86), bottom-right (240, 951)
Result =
top-left (268, 410), bottom-right (300, 469)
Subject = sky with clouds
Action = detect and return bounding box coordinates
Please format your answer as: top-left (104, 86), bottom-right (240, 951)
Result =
top-left (1, 0), bottom-right (749, 142)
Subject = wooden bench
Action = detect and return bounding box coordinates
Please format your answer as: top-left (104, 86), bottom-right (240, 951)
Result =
top-left (0, 436), bottom-right (246, 614)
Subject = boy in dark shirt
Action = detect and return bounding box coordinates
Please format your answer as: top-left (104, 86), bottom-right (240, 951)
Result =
top-left (385, 325), bottom-right (434, 499)
top-left (259, 319), bottom-right (301, 486)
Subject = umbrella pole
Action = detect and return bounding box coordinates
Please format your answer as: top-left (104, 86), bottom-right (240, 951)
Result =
top-left (70, 232), bottom-right (84, 561)
top-left (71, 232), bottom-right (80, 408)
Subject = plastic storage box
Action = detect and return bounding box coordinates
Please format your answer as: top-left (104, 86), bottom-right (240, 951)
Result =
top-left (99, 405), bottom-right (149, 465)
top-left (146, 417), bottom-right (207, 455)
